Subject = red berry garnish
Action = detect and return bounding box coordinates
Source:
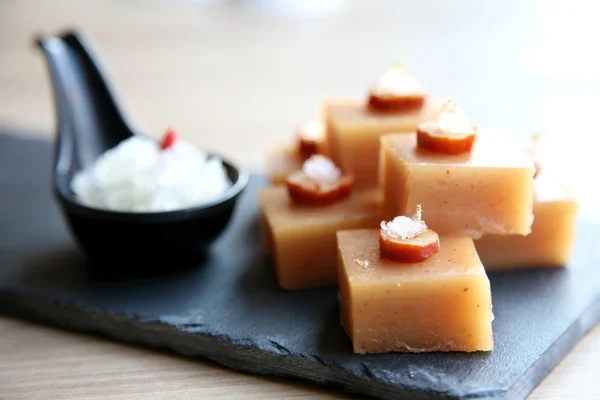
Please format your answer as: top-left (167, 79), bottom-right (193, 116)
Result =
top-left (161, 127), bottom-right (178, 150)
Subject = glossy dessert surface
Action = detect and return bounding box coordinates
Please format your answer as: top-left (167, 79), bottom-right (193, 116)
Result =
top-left (259, 187), bottom-right (382, 289)
top-left (338, 229), bottom-right (494, 354)
top-left (381, 133), bottom-right (535, 238)
top-left (325, 98), bottom-right (442, 188)
top-left (326, 97), bottom-right (442, 132)
top-left (476, 172), bottom-right (579, 270)
top-left (384, 129), bottom-right (533, 167)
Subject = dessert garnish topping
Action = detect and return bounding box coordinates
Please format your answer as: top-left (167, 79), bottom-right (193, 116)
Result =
top-left (379, 204), bottom-right (441, 263)
top-left (367, 61), bottom-right (426, 112)
top-left (528, 131), bottom-right (543, 179)
top-left (160, 127), bottom-right (179, 150)
top-left (417, 100), bottom-right (477, 154)
top-left (380, 204), bottom-right (428, 240)
top-left (286, 155), bottom-right (353, 205)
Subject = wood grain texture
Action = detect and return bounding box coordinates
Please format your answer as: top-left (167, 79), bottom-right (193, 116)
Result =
top-left (0, 317), bottom-right (355, 400)
top-left (0, 317), bottom-right (598, 399)
top-left (0, 0), bottom-right (599, 398)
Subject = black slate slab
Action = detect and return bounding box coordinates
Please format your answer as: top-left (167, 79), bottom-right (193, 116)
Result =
top-left (0, 130), bottom-right (599, 400)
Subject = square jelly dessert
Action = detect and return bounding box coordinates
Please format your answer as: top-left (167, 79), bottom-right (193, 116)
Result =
top-left (265, 141), bottom-right (304, 185)
top-left (380, 101), bottom-right (535, 238)
top-left (326, 65), bottom-right (442, 189)
top-left (265, 120), bottom-right (327, 184)
top-left (337, 228), bottom-right (494, 354)
top-left (259, 155), bottom-right (382, 290)
top-left (475, 171), bottom-right (578, 270)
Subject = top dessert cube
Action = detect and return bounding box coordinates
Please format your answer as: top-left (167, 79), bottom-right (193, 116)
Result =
top-left (325, 64), bottom-right (443, 189)
top-left (381, 127), bottom-right (535, 238)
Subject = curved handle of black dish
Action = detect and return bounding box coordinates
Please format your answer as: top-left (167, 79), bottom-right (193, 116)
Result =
top-left (35, 30), bottom-right (136, 178)
top-left (35, 36), bottom-right (80, 178)
top-left (60, 31), bottom-right (139, 138)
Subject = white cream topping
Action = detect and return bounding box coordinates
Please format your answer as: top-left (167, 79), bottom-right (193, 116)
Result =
top-left (436, 100), bottom-right (475, 136)
top-left (370, 65), bottom-right (424, 97)
top-left (419, 100), bottom-right (475, 137)
top-left (302, 155), bottom-right (341, 183)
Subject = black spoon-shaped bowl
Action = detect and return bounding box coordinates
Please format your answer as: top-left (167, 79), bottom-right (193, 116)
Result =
top-left (36, 31), bottom-right (248, 272)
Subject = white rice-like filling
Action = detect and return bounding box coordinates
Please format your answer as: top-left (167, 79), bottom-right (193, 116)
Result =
top-left (71, 136), bottom-right (231, 212)
top-left (437, 108), bottom-right (475, 136)
top-left (380, 216), bottom-right (427, 240)
top-left (302, 155), bottom-right (341, 183)
top-left (371, 68), bottom-right (424, 97)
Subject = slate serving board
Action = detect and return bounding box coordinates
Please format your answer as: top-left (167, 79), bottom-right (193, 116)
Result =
top-left (0, 131), bottom-right (599, 400)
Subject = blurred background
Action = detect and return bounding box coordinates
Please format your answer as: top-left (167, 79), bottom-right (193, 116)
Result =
top-left (2, 1), bottom-right (598, 213)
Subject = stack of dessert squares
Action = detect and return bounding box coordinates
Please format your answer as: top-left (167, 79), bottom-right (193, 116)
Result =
top-left (259, 63), bottom-right (579, 354)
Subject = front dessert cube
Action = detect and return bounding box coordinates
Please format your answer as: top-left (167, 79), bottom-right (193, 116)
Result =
top-left (475, 172), bottom-right (578, 270)
top-left (381, 133), bottom-right (535, 238)
top-left (259, 187), bottom-right (382, 290)
top-left (337, 229), bottom-right (494, 354)
top-left (326, 98), bottom-right (442, 188)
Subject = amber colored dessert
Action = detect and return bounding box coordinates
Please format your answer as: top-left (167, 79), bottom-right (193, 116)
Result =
top-left (325, 98), bottom-right (442, 189)
top-left (320, 99), bottom-right (354, 157)
top-left (259, 187), bottom-right (382, 290)
top-left (265, 118), bottom-right (331, 185)
top-left (265, 138), bottom-right (331, 186)
top-left (380, 133), bottom-right (535, 238)
top-left (475, 171), bottom-right (578, 270)
top-left (337, 229), bottom-right (494, 354)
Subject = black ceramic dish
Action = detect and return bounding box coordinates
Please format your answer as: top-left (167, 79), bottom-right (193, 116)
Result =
top-left (36, 31), bottom-right (248, 271)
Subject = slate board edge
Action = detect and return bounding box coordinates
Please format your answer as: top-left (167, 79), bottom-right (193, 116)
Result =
top-left (504, 293), bottom-right (600, 400)
top-left (0, 291), bottom-right (510, 400)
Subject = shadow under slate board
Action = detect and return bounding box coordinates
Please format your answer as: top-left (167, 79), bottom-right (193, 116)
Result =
top-left (0, 130), bottom-right (599, 400)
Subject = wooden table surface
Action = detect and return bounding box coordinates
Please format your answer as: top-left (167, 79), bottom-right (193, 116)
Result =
top-left (0, 0), bottom-right (599, 398)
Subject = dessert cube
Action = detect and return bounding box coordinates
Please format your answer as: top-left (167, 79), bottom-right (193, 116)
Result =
top-left (337, 229), bottom-right (494, 354)
top-left (325, 98), bottom-right (442, 188)
top-left (475, 172), bottom-right (578, 270)
top-left (381, 133), bottom-right (535, 238)
top-left (259, 187), bottom-right (382, 290)
top-left (265, 141), bottom-right (303, 185)
top-left (265, 118), bottom-right (329, 185)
